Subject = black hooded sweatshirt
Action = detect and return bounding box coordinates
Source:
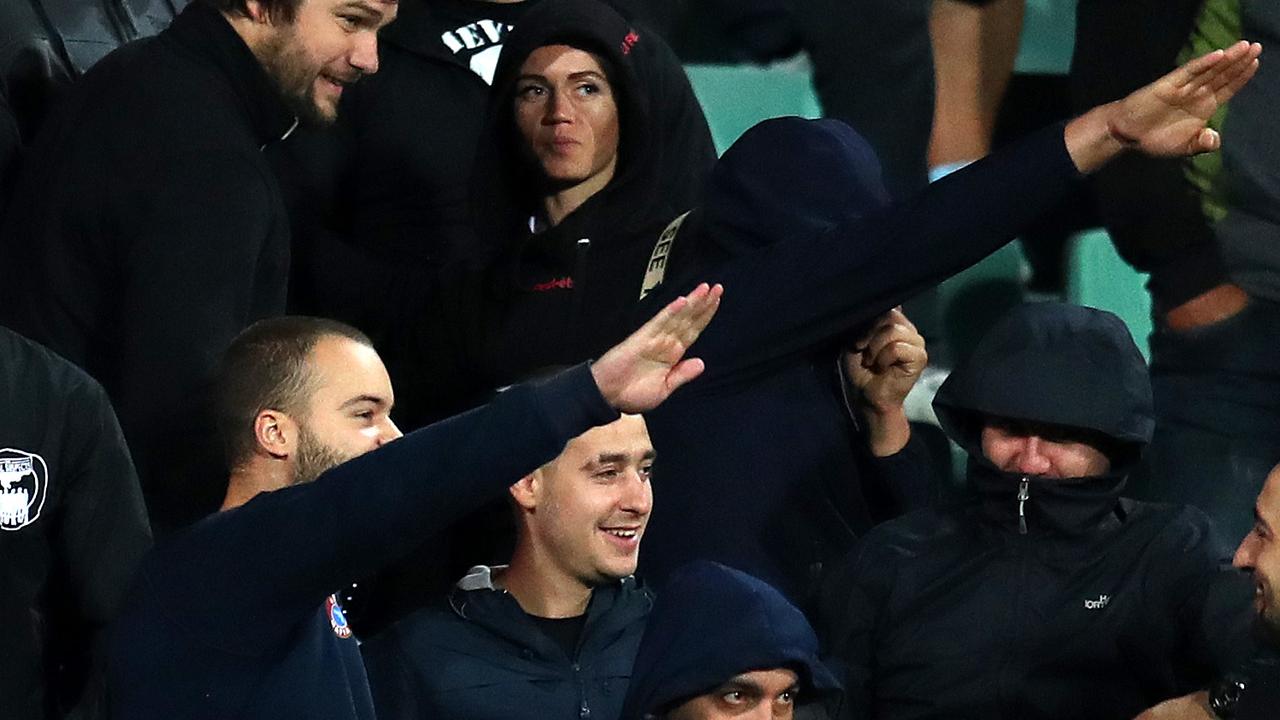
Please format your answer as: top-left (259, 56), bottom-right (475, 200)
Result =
top-left (619, 560), bottom-right (840, 720)
top-left (387, 0), bottom-right (716, 428)
top-left (820, 303), bottom-right (1257, 720)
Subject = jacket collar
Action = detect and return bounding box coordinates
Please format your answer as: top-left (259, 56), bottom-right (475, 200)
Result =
top-left (165, 1), bottom-right (298, 146)
top-left (969, 458), bottom-right (1128, 538)
top-left (449, 565), bottom-right (651, 656)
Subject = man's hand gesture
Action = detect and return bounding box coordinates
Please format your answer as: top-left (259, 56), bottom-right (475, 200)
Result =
top-left (1066, 40), bottom-right (1262, 173)
top-left (592, 283), bottom-right (724, 413)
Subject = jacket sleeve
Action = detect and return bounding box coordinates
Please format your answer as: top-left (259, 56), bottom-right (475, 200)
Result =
top-left (144, 364), bottom-right (618, 653)
top-left (662, 122), bottom-right (1081, 389)
top-left (0, 92), bottom-right (18, 212)
top-left (58, 371), bottom-right (153, 628)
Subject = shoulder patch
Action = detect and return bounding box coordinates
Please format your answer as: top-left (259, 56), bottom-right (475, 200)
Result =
top-left (0, 449), bottom-right (48, 531)
top-left (327, 595), bottom-right (353, 639)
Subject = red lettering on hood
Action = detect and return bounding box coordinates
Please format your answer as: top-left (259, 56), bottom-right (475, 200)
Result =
top-left (621, 30), bottom-right (640, 55)
top-left (532, 277), bottom-right (574, 292)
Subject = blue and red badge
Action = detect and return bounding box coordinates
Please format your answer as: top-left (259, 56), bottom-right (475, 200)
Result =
top-left (326, 594), bottom-right (352, 639)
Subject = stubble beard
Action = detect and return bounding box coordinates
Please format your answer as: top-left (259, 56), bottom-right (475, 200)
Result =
top-left (257, 25), bottom-right (335, 128)
top-left (292, 425), bottom-right (351, 486)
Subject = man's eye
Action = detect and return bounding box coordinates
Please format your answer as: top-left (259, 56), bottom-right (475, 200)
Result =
top-left (576, 82), bottom-right (600, 95)
top-left (517, 85), bottom-right (546, 100)
top-left (777, 691), bottom-right (796, 705)
top-left (595, 468), bottom-right (621, 480)
top-left (721, 691), bottom-right (745, 705)
top-left (337, 14), bottom-right (360, 29)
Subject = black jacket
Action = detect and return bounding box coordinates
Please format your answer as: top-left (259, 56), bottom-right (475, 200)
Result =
top-left (0, 1), bottom-right (296, 535)
top-left (108, 364), bottom-right (619, 720)
top-left (0, 326), bottom-right (151, 720)
top-left (625, 117), bottom-right (1084, 610)
top-left (821, 303), bottom-right (1256, 720)
top-left (620, 560), bottom-right (840, 720)
top-left (363, 566), bottom-right (652, 720)
top-left (0, 93), bottom-right (18, 217)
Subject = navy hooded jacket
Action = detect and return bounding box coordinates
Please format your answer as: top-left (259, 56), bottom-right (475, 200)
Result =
top-left (632, 116), bottom-right (1086, 609)
top-left (821, 303), bottom-right (1257, 720)
top-left (620, 560), bottom-right (839, 719)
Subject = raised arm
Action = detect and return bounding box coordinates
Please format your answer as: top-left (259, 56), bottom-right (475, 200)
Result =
top-left (145, 284), bottom-right (721, 651)
top-left (664, 44), bottom-right (1261, 386)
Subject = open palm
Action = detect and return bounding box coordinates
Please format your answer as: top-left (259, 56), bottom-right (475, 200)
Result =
top-left (1111, 40), bottom-right (1261, 157)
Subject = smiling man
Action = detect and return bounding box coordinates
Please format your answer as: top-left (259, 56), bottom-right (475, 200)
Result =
top-left (0, 0), bottom-right (397, 537)
top-left (362, 413), bottom-right (655, 720)
top-left (822, 303), bottom-right (1258, 720)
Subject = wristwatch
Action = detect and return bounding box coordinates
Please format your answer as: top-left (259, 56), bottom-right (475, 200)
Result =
top-left (1208, 675), bottom-right (1248, 720)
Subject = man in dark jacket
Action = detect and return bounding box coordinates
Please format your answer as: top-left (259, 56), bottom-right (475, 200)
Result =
top-left (107, 284), bottom-right (722, 720)
top-left (362, 414), bottom-right (656, 720)
top-left (821, 303), bottom-right (1258, 720)
top-left (0, 327), bottom-right (152, 720)
top-left (619, 560), bottom-right (841, 720)
top-left (0, 0), bottom-right (396, 535)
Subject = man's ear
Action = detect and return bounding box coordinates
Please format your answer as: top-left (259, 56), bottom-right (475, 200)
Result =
top-left (253, 409), bottom-right (298, 460)
top-left (243, 0), bottom-right (275, 24)
top-left (509, 470), bottom-right (541, 512)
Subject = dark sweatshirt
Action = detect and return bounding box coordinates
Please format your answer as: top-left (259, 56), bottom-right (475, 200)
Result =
top-left (629, 117), bottom-right (1083, 610)
top-left (108, 364), bottom-right (618, 720)
top-left (822, 303), bottom-right (1256, 720)
top-left (0, 327), bottom-right (151, 720)
top-left (0, 1), bottom-right (295, 535)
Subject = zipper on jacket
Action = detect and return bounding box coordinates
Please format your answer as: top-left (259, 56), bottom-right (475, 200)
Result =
top-left (570, 238), bottom-right (591, 348)
top-left (1017, 478), bottom-right (1030, 535)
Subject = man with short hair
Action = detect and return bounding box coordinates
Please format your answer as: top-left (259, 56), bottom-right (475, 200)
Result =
top-left (618, 560), bottom-right (841, 720)
top-left (0, 0), bottom-right (397, 536)
top-left (107, 283), bottom-right (721, 720)
top-left (362, 413), bottom-right (655, 719)
top-left (822, 303), bottom-right (1257, 720)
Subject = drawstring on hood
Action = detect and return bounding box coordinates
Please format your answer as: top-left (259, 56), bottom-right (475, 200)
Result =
top-left (934, 303), bottom-right (1154, 535)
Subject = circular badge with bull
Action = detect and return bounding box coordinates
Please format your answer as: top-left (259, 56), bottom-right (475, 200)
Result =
top-left (0, 448), bottom-right (48, 531)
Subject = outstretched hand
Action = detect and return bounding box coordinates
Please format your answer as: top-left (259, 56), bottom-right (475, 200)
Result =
top-left (845, 307), bottom-right (927, 414)
top-left (1111, 40), bottom-right (1261, 156)
top-left (591, 283), bottom-right (723, 413)
top-left (1065, 40), bottom-right (1262, 173)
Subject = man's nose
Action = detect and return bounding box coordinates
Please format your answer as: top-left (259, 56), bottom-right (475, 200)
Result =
top-left (543, 88), bottom-right (574, 123)
top-left (377, 417), bottom-right (402, 445)
top-left (1234, 532), bottom-right (1259, 570)
top-left (350, 32), bottom-right (380, 75)
top-left (1015, 436), bottom-right (1052, 476)
top-left (620, 471), bottom-right (652, 516)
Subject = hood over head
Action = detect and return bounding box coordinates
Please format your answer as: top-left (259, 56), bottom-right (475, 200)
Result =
top-left (935, 302), bottom-right (1153, 472)
top-left (472, 0), bottom-right (715, 256)
top-left (691, 116), bottom-right (890, 264)
top-left (619, 560), bottom-right (840, 720)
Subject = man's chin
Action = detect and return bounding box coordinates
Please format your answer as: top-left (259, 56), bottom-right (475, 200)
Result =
top-left (1253, 612), bottom-right (1280, 650)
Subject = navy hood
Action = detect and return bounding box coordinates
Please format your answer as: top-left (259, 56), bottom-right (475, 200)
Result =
top-left (619, 561), bottom-right (840, 719)
top-left (698, 116), bottom-right (889, 260)
top-left (934, 302), bottom-right (1154, 460)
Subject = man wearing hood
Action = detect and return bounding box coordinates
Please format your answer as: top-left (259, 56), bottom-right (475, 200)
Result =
top-left (821, 302), bottom-right (1257, 720)
top-left (361, 414), bottom-right (655, 720)
top-left (620, 560), bottom-right (841, 720)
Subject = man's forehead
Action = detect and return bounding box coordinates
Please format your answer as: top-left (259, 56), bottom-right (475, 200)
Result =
top-left (1259, 464), bottom-right (1280, 524)
top-left (566, 415), bottom-right (651, 458)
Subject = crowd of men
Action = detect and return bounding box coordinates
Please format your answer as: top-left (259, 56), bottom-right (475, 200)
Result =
top-left (0, 0), bottom-right (1278, 719)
